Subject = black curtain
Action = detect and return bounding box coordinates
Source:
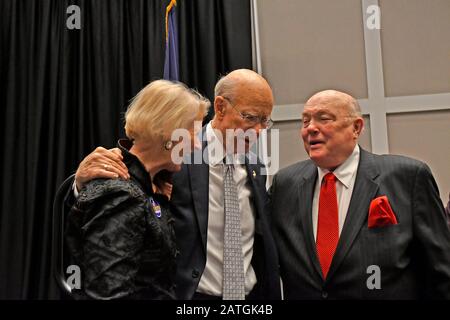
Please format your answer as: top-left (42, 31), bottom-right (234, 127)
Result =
top-left (0, 0), bottom-right (252, 299)
top-left (179, 0), bottom-right (253, 121)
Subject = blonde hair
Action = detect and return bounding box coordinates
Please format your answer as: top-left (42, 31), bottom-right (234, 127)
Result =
top-left (125, 80), bottom-right (210, 143)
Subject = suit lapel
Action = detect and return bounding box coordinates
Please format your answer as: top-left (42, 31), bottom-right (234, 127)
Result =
top-left (188, 130), bottom-right (210, 252)
top-left (244, 161), bottom-right (263, 220)
top-left (297, 164), bottom-right (324, 280)
top-left (326, 148), bottom-right (380, 281)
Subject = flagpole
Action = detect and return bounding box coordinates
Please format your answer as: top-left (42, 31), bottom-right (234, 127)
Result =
top-left (251, 0), bottom-right (273, 189)
top-left (250, 0), bottom-right (262, 74)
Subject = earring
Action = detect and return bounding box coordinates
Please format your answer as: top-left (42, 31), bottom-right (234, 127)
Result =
top-left (164, 141), bottom-right (173, 150)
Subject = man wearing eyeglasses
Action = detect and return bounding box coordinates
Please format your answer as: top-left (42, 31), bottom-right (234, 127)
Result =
top-left (62, 69), bottom-right (281, 300)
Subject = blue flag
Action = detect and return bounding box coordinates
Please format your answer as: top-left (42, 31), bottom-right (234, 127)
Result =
top-left (163, 0), bottom-right (179, 81)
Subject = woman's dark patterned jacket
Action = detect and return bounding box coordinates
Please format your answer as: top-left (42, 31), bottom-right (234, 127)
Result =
top-left (65, 139), bottom-right (177, 300)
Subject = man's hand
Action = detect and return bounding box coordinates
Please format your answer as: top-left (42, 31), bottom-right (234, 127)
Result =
top-left (75, 147), bottom-right (130, 191)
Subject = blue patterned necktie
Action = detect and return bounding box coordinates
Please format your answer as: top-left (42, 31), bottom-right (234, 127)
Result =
top-left (222, 163), bottom-right (245, 300)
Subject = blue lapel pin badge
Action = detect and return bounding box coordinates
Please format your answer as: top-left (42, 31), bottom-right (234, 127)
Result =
top-left (150, 198), bottom-right (162, 218)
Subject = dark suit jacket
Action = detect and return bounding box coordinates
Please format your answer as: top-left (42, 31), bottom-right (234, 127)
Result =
top-left (170, 128), bottom-right (281, 300)
top-left (445, 194), bottom-right (450, 228)
top-left (270, 147), bottom-right (450, 299)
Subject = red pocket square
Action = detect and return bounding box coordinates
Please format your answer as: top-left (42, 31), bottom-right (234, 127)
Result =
top-left (368, 195), bottom-right (398, 228)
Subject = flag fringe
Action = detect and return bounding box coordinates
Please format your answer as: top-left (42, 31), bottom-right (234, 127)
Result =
top-left (165, 0), bottom-right (177, 43)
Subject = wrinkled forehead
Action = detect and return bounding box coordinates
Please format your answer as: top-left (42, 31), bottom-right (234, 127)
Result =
top-left (303, 96), bottom-right (351, 116)
top-left (237, 94), bottom-right (273, 116)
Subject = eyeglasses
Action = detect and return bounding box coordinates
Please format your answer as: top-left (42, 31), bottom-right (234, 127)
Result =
top-left (222, 96), bottom-right (273, 129)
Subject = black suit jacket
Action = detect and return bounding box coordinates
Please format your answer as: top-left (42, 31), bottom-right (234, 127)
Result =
top-left (270, 147), bottom-right (450, 299)
top-left (171, 127), bottom-right (281, 300)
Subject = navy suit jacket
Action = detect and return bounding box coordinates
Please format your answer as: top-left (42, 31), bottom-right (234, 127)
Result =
top-left (171, 127), bottom-right (281, 300)
top-left (270, 147), bottom-right (450, 299)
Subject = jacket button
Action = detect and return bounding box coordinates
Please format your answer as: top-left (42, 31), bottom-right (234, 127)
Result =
top-left (322, 291), bottom-right (328, 299)
top-left (192, 269), bottom-right (200, 278)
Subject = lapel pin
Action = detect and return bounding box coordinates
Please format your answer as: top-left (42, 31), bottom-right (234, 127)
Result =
top-left (252, 170), bottom-right (256, 178)
top-left (150, 197), bottom-right (162, 218)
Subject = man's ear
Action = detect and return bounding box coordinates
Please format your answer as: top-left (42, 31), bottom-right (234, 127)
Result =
top-left (214, 96), bottom-right (226, 119)
top-left (353, 117), bottom-right (364, 136)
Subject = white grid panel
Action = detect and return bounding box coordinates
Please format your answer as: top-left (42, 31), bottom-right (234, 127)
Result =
top-left (253, 0), bottom-right (450, 155)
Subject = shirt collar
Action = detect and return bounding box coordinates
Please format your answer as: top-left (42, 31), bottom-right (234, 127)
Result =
top-left (317, 144), bottom-right (360, 189)
top-left (205, 122), bottom-right (247, 167)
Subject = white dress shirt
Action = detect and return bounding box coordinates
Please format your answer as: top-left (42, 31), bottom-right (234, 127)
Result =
top-left (197, 122), bottom-right (257, 296)
top-left (312, 144), bottom-right (360, 240)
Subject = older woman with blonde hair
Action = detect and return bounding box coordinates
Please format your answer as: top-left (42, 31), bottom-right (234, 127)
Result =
top-left (65, 80), bottom-right (209, 300)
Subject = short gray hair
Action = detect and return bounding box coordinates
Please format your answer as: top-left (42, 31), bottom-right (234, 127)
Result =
top-left (349, 98), bottom-right (362, 118)
top-left (214, 74), bottom-right (238, 100)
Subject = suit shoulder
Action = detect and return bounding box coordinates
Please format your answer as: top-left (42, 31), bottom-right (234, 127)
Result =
top-left (274, 159), bottom-right (315, 182)
top-left (371, 153), bottom-right (429, 174)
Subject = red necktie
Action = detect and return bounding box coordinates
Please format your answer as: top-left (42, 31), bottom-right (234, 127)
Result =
top-left (316, 172), bottom-right (339, 279)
